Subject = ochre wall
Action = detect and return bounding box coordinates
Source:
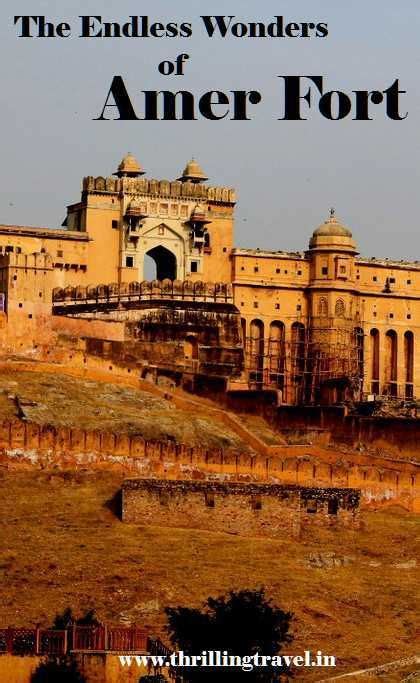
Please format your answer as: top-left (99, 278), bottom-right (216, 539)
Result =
top-left (0, 416), bottom-right (417, 511)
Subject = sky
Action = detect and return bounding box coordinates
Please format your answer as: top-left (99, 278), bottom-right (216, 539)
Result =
top-left (0, 0), bottom-right (419, 259)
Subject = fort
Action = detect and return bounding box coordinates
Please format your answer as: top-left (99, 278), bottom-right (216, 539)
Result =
top-left (0, 153), bottom-right (418, 516)
top-left (0, 152), bottom-right (418, 407)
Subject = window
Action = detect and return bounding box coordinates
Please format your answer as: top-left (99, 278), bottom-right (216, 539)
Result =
top-left (328, 498), bottom-right (339, 515)
top-left (276, 268), bottom-right (280, 274)
top-left (190, 261), bottom-right (198, 273)
top-left (253, 301), bottom-right (258, 308)
top-left (241, 266), bottom-right (245, 271)
top-left (373, 276), bottom-right (377, 282)
top-left (112, 220), bottom-right (119, 230)
top-left (296, 304), bottom-right (302, 311)
top-left (306, 500), bottom-right (317, 514)
top-left (251, 496), bottom-right (262, 511)
top-left (407, 279), bottom-right (412, 285)
top-left (284, 270), bottom-right (288, 274)
top-left (57, 250), bottom-right (63, 257)
top-left (254, 266), bottom-right (259, 273)
top-left (241, 302), bottom-right (244, 307)
top-left (340, 265), bottom-right (346, 274)
top-left (205, 492), bottom-right (215, 508)
top-left (335, 299), bottom-right (345, 318)
top-left (223, 247), bottom-right (228, 252)
top-left (356, 275), bottom-right (360, 280)
top-left (297, 270), bottom-right (302, 276)
top-left (389, 313), bottom-right (394, 319)
top-left (389, 277), bottom-right (395, 283)
top-left (318, 297), bottom-right (328, 316)
top-left (407, 314), bottom-right (412, 320)
top-left (275, 303), bottom-right (280, 310)
top-left (322, 267), bottom-right (328, 275)
top-left (373, 311), bottom-right (377, 317)
top-left (125, 256), bottom-right (134, 268)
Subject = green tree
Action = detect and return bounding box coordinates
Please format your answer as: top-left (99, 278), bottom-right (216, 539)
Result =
top-left (165, 588), bottom-right (293, 681)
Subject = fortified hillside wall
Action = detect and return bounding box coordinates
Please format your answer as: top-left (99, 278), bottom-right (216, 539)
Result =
top-left (52, 281), bottom-right (244, 383)
top-left (0, 417), bottom-right (417, 511)
top-left (121, 479), bottom-right (360, 538)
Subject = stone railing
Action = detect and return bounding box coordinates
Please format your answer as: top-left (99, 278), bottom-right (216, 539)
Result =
top-left (52, 280), bottom-right (234, 306)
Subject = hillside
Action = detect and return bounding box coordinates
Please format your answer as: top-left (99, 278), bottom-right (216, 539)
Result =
top-left (0, 369), bottom-right (255, 453)
top-left (0, 469), bottom-right (418, 681)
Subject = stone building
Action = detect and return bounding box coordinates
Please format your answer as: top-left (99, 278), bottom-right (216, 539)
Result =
top-left (122, 479), bottom-right (361, 538)
top-left (0, 153), bottom-right (418, 403)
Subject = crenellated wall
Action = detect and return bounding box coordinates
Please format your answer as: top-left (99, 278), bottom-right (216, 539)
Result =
top-left (0, 417), bottom-right (417, 511)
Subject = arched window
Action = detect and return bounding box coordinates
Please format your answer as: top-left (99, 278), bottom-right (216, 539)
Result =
top-left (291, 322), bottom-right (305, 374)
top-left (335, 299), bottom-right (345, 318)
top-left (268, 321), bottom-right (285, 384)
top-left (404, 331), bottom-right (414, 398)
top-left (354, 327), bottom-right (364, 382)
top-left (384, 330), bottom-right (398, 396)
top-left (318, 297), bottom-right (328, 317)
top-left (370, 329), bottom-right (380, 394)
top-left (250, 319), bottom-right (264, 372)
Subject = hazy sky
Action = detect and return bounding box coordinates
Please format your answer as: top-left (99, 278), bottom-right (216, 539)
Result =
top-left (0, 1), bottom-right (419, 259)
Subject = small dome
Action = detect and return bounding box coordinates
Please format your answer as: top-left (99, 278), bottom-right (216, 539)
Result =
top-left (178, 158), bottom-right (208, 183)
top-left (114, 153), bottom-right (144, 177)
top-left (190, 203), bottom-right (210, 223)
top-left (312, 209), bottom-right (352, 239)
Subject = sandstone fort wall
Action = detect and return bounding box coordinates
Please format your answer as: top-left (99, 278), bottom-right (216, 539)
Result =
top-left (0, 416), bottom-right (417, 511)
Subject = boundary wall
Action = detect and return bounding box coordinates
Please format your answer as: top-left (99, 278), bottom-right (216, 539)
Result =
top-left (1, 417), bottom-right (418, 511)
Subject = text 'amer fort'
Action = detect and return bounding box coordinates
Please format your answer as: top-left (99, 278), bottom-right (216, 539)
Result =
top-left (0, 152), bottom-right (417, 406)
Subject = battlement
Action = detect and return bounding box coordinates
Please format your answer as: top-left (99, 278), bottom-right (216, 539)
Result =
top-left (357, 256), bottom-right (420, 270)
top-left (82, 175), bottom-right (236, 204)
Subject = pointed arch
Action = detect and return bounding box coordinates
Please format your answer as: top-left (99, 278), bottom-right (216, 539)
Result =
top-left (404, 331), bottom-right (414, 398)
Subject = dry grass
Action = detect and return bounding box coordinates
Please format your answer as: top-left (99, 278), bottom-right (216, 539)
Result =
top-left (0, 371), bottom-right (252, 452)
top-left (0, 470), bottom-right (418, 680)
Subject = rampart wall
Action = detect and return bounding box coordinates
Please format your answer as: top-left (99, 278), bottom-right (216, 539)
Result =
top-left (0, 416), bottom-right (417, 512)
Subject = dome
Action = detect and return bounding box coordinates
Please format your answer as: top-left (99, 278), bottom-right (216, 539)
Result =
top-left (113, 153), bottom-right (144, 177)
top-left (309, 209), bottom-right (356, 251)
top-left (178, 158), bottom-right (208, 183)
top-left (312, 209), bottom-right (352, 239)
